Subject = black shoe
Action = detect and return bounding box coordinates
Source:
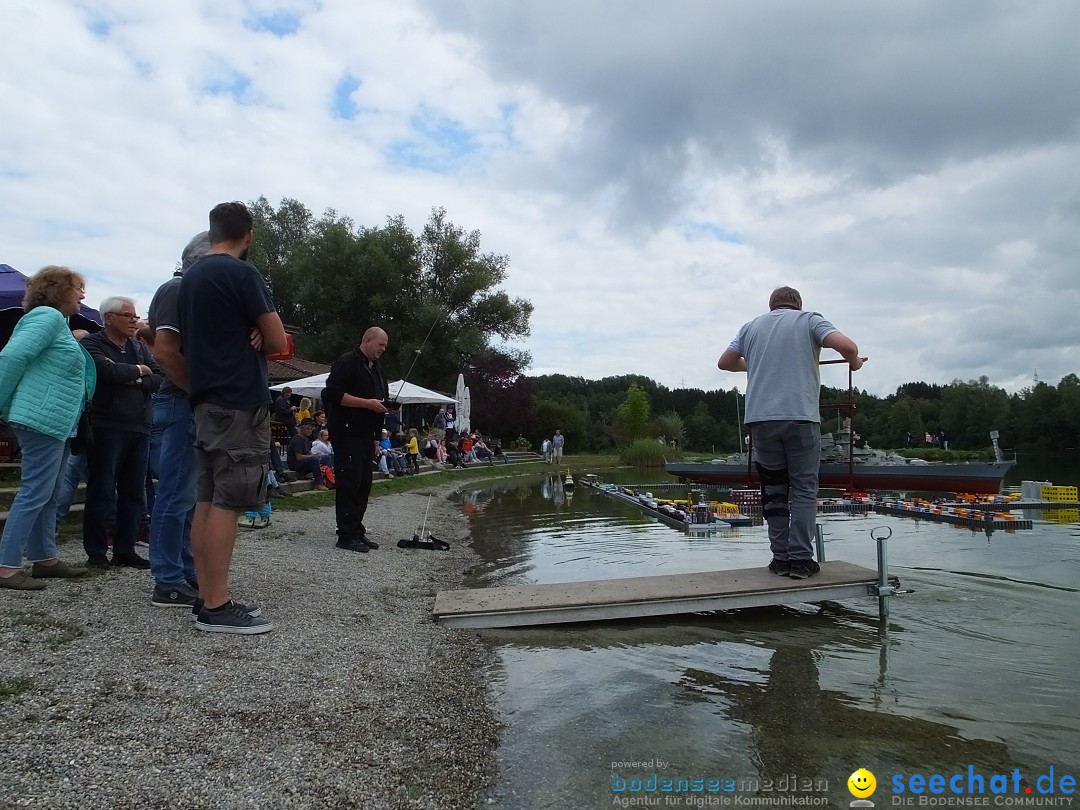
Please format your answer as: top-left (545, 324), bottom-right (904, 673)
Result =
top-left (335, 539), bottom-right (368, 553)
top-left (788, 560), bottom-right (821, 580)
top-left (151, 582), bottom-right (199, 608)
top-left (113, 552), bottom-right (150, 569)
top-left (194, 601), bottom-right (273, 635)
top-left (360, 537), bottom-right (379, 550)
top-left (190, 598), bottom-right (262, 621)
top-left (86, 554), bottom-right (111, 568)
top-left (768, 558), bottom-right (791, 576)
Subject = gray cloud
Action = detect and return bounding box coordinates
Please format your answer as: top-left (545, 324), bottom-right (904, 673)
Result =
top-left (421, 1), bottom-right (1080, 226)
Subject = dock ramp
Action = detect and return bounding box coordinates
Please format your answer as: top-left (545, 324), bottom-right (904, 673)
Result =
top-left (433, 561), bottom-right (896, 629)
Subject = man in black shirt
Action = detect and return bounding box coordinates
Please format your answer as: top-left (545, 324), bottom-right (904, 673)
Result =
top-left (324, 327), bottom-right (391, 553)
top-left (178, 201), bottom-right (288, 635)
top-left (82, 296), bottom-right (163, 569)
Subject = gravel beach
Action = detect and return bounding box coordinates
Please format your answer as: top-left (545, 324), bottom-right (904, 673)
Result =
top-left (1, 484), bottom-right (497, 810)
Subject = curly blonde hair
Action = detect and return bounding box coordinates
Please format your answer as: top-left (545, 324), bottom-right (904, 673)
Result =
top-left (23, 265), bottom-right (85, 312)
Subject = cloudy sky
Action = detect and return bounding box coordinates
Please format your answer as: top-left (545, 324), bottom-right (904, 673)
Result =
top-left (3, 0), bottom-right (1078, 397)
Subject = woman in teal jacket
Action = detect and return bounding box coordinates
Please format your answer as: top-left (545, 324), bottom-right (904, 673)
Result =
top-left (0, 266), bottom-right (97, 590)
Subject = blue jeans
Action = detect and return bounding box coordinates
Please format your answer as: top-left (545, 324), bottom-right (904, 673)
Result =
top-left (83, 427), bottom-right (150, 558)
top-left (289, 455), bottom-right (323, 485)
top-left (149, 393), bottom-right (196, 586)
top-left (147, 405), bottom-right (163, 517)
top-left (750, 421), bottom-right (821, 562)
top-left (55, 451), bottom-right (87, 527)
top-left (0, 427), bottom-right (70, 568)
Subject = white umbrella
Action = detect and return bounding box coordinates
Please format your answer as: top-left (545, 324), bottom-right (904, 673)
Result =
top-left (454, 374), bottom-right (467, 428)
top-left (460, 387), bottom-right (471, 432)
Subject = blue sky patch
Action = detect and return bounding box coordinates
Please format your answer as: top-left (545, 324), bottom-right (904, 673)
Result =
top-left (245, 10), bottom-right (303, 37)
top-left (682, 221), bottom-right (745, 244)
top-left (386, 108), bottom-right (478, 172)
top-left (331, 74), bottom-right (362, 120)
top-left (202, 70), bottom-right (253, 103)
top-left (87, 16), bottom-right (111, 38)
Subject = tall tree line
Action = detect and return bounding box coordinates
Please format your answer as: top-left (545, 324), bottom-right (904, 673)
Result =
top-left (525, 373), bottom-right (1080, 455)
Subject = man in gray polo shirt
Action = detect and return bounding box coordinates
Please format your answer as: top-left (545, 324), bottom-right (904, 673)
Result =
top-left (718, 286), bottom-right (863, 580)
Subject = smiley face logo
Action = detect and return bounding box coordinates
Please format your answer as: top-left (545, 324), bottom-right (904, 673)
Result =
top-left (848, 769), bottom-right (876, 798)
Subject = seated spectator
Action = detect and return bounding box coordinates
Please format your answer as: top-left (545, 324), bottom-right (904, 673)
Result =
top-left (374, 440), bottom-right (394, 477)
top-left (446, 439), bottom-right (466, 469)
top-left (473, 436), bottom-right (493, 462)
top-left (436, 436), bottom-right (449, 465)
top-left (313, 410), bottom-right (328, 432)
top-left (377, 428), bottom-right (407, 475)
top-left (287, 419), bottom-right (327, 490)
top-left (312, 428), bottom-right (334, 467)
top-left (489, 439), bottom-right (510, 465)
top-left (421, 432), bottom-right (440, 467)
top-left (460, 434), bottom-right (476, 463)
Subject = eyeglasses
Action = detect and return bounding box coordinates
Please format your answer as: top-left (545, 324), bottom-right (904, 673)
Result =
top-left (107, 312), bottom-right (140, 320)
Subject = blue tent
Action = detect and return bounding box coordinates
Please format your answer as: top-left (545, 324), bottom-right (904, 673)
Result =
top-left (0, 263), bottom-right (102, 348)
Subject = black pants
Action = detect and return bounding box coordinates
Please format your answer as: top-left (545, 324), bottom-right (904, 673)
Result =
top-left (334, 435), bottom-right (373, 543)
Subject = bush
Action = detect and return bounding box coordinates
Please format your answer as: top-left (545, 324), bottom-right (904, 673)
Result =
top-left (619, 438), bottom-right (683, 467)
top-left (512, 436), bottom-right (532, 451)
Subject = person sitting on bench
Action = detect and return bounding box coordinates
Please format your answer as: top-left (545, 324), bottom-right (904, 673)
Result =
top-left (288, 419), bottom-right (327, 490)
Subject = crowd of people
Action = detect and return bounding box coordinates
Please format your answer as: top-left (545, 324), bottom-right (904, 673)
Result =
top-left (0, 205), bottom-right (290, 634)
top-left (0, 201), bottom-right (570, 635)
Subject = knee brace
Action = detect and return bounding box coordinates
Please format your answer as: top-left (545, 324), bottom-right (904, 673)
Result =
top-left (756, 463), bottom-right (790, 520)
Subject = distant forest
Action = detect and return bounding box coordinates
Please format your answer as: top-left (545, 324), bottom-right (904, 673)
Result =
top-left (491, 373), bottom-right (1080, 456)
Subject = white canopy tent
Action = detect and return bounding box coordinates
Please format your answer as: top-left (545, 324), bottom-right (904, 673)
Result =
top-left (270, 374), bottom-right (456, 405)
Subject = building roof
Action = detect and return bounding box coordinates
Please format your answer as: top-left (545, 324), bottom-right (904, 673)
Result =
top-left (267, 356), bottom-right (331, 383)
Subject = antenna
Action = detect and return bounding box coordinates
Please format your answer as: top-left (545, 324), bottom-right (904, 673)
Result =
top-left (389, 313), bottom-right (442, 403)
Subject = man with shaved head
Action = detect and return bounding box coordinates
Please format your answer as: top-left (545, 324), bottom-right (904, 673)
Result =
top-left (324, 327), bottom-right (393, 553)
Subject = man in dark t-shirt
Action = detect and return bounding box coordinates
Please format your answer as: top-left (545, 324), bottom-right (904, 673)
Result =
top-left (287, 419), bottom-right (326, 489)
top-left (177, 201), bottom-right (288, 635)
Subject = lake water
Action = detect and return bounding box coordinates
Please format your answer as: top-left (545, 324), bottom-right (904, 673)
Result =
top-left (453, 460), bottom-right (1080, 810)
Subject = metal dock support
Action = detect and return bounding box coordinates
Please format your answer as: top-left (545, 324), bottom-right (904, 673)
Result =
top-left (868, 526), bottom-right (904, 621)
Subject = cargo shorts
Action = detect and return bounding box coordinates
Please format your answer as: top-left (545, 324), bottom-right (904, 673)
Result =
top-left (193, 403), bottom-right (271, 511)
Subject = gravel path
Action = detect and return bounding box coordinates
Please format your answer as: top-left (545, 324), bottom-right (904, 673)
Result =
top-left (0, 485), bottom-right (497, 810)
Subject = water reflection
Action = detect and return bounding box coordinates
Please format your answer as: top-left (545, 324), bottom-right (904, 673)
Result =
top-left (452, 473), bottom-right (1080, 809)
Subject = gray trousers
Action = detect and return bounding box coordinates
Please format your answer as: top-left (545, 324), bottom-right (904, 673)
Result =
top-left (750, 421), bottom-right (820, 562)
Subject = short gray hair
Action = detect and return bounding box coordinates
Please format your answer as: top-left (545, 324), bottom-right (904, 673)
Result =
top-left (181, 231), bottom-right (211, 272)
top-left (100, 295), bottom-right (135, 315)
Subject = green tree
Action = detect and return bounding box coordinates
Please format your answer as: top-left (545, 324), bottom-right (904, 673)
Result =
top-left (249, 199), bottom-right (533, 394)
top-left (655, 410), bottom-right (686, 447)
top-left (614, 383), bottom-right (651, 445)
top-left (683, 402), bottom-right (730, 452)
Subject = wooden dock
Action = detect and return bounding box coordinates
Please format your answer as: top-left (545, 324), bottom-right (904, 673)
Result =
top-left (433, 561), bottom-right (896, 628)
